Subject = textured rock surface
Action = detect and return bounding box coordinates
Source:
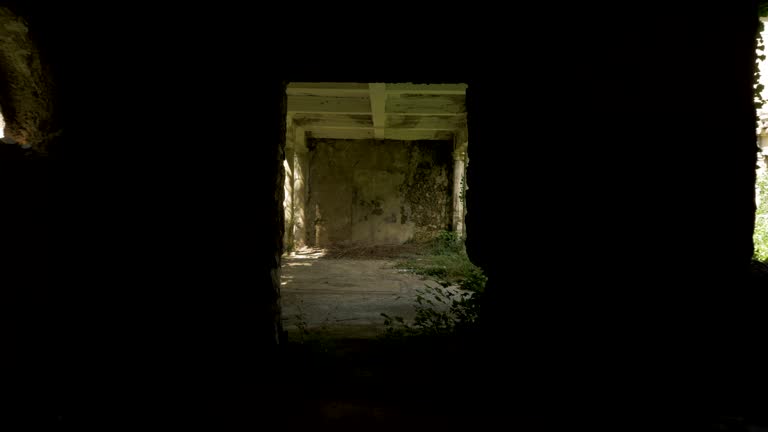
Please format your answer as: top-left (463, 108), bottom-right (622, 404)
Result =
top-left (0, 7), bottom-right (56, 153)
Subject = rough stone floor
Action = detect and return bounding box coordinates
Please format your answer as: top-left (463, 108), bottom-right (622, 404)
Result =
top-left (280, 247), bottom-right (450, 340)
top-left (278, 247), bottom-right (478, 429)
top-left (276, 248), bottom-right (768, 431)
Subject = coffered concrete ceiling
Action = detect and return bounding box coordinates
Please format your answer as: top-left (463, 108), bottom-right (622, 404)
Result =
top-left (286, 82), bottom-right (467, 141)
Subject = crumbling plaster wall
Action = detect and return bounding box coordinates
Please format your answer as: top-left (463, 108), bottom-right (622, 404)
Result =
top-left (305, 138), bottom-right (452, 247)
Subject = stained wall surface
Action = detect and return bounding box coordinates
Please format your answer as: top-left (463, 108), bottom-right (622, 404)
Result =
top-left (306, 138), bottom-right (453, 247)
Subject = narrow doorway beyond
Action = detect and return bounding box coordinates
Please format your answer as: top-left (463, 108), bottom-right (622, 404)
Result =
top-left (279, 82), bottom-right (481, 340)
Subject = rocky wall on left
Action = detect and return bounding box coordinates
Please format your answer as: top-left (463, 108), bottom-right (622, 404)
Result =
top-left (0, 7), bottom-right (57, 154)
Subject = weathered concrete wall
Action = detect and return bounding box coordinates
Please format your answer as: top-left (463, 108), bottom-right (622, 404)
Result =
top-left (306, 139), bottom-right (452, 247)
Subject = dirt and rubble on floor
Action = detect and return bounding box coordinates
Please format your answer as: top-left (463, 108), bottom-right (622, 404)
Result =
top-left (280, 245), bottom-right (465, 340)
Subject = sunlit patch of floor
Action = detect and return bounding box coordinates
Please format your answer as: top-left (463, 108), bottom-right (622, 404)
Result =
top-left (286, 246), bottom-right (327, 259)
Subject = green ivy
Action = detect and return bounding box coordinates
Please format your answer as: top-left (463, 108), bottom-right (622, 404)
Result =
top-left (431, 229), bottom-right (465, 255)
top-left (755, 166), bottom-right (768, 262)
top-left (755, 6), bottom-right (768, 262)
top-left (381, 284), bottom-right (481, 339)
top-left (756, 34), bottom-right (765, 111)
top-left (394, 230), bottom-right (487, 292)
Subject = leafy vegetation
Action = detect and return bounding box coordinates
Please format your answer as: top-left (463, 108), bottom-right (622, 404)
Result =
top-left (382, 230), bottom-right (486, 340)
top-left (283, 297), bottom-right (339, 355)
top-left (756, 27), bottom-right (766, 111)
top-left (381, 283), bottom-right (480, 340)
top-left (393, 230), bottom-right (487, 293)
top-left (755, 8), bottom-right (768, 262)
top-left (755, 165), bottom-right (768, 262)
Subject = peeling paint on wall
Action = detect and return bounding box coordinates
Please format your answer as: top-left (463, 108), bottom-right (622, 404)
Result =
top-left (306, 138), bottom-right (453, 247)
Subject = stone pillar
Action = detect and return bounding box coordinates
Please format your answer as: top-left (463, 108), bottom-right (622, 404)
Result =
top-left (292, 127), bottom-right (309, 249)
top-left (452, 129), bottom-right (468, 238)
top-left (282, 115), bottom-right (295, 252)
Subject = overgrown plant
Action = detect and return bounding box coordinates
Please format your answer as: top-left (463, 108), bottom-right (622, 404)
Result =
top-left (431, 229), bottom-right (465, 255)
top-left (294, 301), bottom-right (310, 344)
top-left (381, 283), bottom-right (481, 339)
top-left (395, 229), bottom-right (487, 293)
top-left (756, 20), bottom-right (766, 113)
top-left (384, 229), bottom-right (486, 340)
top-left (756, 7), bottom-right (768, 262)
top-left (288, 299), bottom-right (337, 353)
top-left (755, 165), bottom-right (768, 262)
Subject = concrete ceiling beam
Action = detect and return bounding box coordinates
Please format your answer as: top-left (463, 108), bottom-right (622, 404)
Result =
top-left (369, 83), bottom-right (387, 139)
